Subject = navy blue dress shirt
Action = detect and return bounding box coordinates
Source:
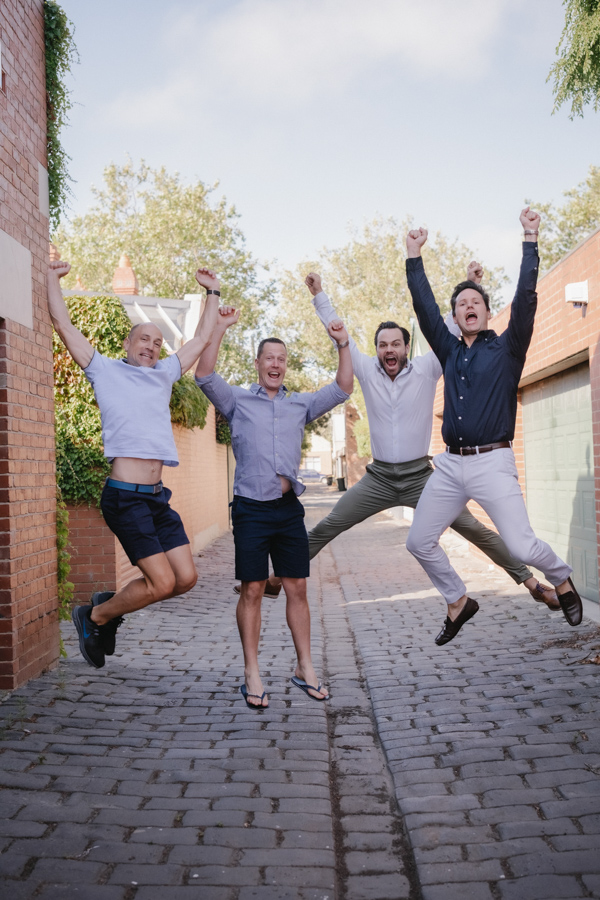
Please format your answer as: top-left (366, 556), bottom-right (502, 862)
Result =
top-left (406, 242), bottom-right (539, 448)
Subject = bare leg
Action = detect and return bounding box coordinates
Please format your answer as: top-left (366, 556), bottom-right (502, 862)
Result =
top-left (282, 577), bottom-right (328, 700)
top-left (237, 580), bottom-right (269, 708)
top-left (91, 544), bottom-right (198, 625)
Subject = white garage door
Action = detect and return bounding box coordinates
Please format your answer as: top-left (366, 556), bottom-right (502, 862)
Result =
top-left (522, 363), bottom-right (598, 604)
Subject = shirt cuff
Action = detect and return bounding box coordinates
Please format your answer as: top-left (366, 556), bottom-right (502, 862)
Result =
top-left (332, 383), bottom-right (350, 403)
top-left (194, 371), bottom-right (217, 386)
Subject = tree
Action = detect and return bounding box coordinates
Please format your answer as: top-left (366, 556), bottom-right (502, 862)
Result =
top-left (53, 160), bottom-right (275, 382)
top-left (528, 164), bottom-right (600, 270)
top-left (549, 0), bottom-right (600, 119)
top-left (274, 216), bottom-right (507, 455)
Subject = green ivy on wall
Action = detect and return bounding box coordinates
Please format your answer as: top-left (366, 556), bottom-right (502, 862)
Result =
top-left (55, 294), bottom-right (209, 506)
top-left (44, 0), bottom-right (78, 230)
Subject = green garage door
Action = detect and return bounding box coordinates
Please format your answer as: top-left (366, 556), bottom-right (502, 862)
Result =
top-left (522, 362), bottom-right (598, 604)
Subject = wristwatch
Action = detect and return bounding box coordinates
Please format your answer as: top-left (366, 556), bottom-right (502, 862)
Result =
top-left (206, 289), bottom-right (221, 296)
top-left (337, 340), bottom-right (349, 349)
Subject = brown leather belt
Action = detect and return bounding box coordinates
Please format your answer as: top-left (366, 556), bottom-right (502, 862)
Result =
top-left (446, 441), bottom-right (512, 456)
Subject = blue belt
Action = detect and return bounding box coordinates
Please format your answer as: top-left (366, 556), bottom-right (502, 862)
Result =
top-left (106, 478), bottom-right (163, 494)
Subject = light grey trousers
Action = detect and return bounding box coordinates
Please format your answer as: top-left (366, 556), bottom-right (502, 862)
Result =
top-left (406, 450), bottom-right (571, 604)
top-left (308, 457), bottom-right (533, 585)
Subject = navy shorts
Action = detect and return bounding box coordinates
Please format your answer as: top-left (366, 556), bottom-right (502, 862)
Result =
top-left (100, 484), bottom-right (189, 565)
top-left (231, 491), bottom-right (310, 582)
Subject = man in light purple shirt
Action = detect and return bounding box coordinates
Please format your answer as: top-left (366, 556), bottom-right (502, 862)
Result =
top-left (195, 305), bottom-right (353, 709)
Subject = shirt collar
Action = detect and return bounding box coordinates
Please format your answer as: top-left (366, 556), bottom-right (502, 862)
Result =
top-left (250, 382), bottom-right (288, 398)
top-left (459, 329), bottom-right (497, 347)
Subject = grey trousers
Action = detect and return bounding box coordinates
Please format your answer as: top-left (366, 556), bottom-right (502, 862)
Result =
top-left (308, 457), bottom-right (533, 585)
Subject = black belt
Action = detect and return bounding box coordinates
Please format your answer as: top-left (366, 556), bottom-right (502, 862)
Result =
top-left (106, 478), bottom-right (163, 494)
top-left (446, 441), bottom-right (512, 456)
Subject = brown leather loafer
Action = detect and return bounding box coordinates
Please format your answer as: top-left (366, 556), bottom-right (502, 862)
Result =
top-left (557, 577), bottom-right (583, 626)
top-left (435, 597), bottom-right (480, 646)
top-left (234, 581), bottom-right (281, 599)
top-left (529, 581), bottom-right (560, 610)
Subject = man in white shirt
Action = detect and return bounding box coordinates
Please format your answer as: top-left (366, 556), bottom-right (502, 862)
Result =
top-left (254, 269), bottom-right (558, 609)
top-left (48, 258), bottom-right (222, 669)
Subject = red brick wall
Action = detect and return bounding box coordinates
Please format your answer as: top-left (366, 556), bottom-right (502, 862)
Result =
top-left (65, 504), bottom-right (117, 603)
top-left (431, 232), bottom-right (600, 581)
top-left (345, 404), bottom-right (369, 488)
top-left (66, 409), bottom-right (230, 603)
top-left (0, 1), bottom-right (58, 689)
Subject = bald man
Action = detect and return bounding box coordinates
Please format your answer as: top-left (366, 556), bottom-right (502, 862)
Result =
top-left (48, 259), bottom-right (222, 669)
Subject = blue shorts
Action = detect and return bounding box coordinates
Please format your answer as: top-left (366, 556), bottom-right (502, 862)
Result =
top-left (231, 491), bottom-right (310, 582)
top-left (100, 484), bottom-right (189, 565)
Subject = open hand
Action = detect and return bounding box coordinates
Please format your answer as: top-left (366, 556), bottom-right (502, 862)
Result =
top-left (195, 267), bottom-right (221, 292)
top-left (49, 260), bottom-right (71, 279)
top-left (467, 261), bottom-right (483, 284)
top-left (305, 272), bottom-right (323, 296)
top-left (328, 318), bottom-right (349, 345)
top-left (520, 206), bottom-right (541, 234)
top-left (406, 227), bottom-right (428, 256)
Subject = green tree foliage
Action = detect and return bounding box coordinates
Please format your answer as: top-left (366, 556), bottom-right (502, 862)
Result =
top-left (549, 0), bottom-right (600, 118)
top-left (44, 1), bottom-right (78, 229)
top-left (53, 160), bottom-right (275, 382)
top-left (275, 216), bottom-right (507, 456)
top-left (528, 164), bottom-right (600, 270)
top-left (54, 294), bottom-right (208, 505)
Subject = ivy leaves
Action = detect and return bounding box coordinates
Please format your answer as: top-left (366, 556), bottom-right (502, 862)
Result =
top-left (44, 1), bottom-right (78, 229)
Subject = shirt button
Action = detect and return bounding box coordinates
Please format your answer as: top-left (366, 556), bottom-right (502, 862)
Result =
top-left (461, 377), bottom-right (465, 380)
top-left (458, 416), bottom-right (462, 420)
top-left (464, 358), bottom-right (467, 361)
top-left (459, 437), bottom-right (463, 441)
top-left (459, 396), bottom-right (463, 400)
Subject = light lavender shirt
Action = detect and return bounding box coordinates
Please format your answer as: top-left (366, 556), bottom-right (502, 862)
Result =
top-left (195, 372), bottom-right (349, 501)
top-left (312, 291), bottom-right (445, 464)
top-left (84, 351), bottom-right (182, 466)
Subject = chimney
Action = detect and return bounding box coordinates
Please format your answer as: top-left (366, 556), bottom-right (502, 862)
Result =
top-left (75, 275), bottom-right (87, 290)
top-left (112, 253), bottom-right (140, 295)
top-left (49, 242), bottom-right (60, 261)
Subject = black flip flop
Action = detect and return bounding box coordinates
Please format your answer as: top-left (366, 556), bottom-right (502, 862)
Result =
top-left (290, 676), bottom-right (329, 702)
top-left (240, 684), bottom-right (268, 709)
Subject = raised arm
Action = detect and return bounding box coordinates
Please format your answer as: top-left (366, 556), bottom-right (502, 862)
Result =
top-left (176, 267), bottom-right (221, 375)
top-left (405, 227), bottom-right (456, 367)
top-left (47, 261), bottom-right (95, 369)
top-left (504, 207), bottom-right (541, 362)
top-left (305, 272), bottom-right (369, 381)
top-left (328, 319), bottom-right (353, 395)
top-left (194, 304), bottom-right (240, 379)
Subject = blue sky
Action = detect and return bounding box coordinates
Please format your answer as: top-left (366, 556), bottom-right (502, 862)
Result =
top-left (60, 0), bottom-right (599, 298)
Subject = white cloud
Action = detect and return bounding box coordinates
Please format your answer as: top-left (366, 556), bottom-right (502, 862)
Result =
top-left (103, 0), bottom-right (515, 126)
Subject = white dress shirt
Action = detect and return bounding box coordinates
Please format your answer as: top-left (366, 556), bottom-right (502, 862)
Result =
top-left (312, 291), bottom-right (443, 464)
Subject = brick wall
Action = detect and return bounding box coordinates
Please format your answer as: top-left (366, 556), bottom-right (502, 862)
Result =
top-left (345, 404), bottom-right (369, 488)
top-left (66, 406), bottom-right (230, 603)
top-left (431, 232), bottom-right (600, 580)
top-left (0, 1), bottom-right (58, 689)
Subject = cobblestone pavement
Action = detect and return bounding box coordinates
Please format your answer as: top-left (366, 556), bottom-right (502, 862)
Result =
top-left (1, 486), bottom-right (599, 900)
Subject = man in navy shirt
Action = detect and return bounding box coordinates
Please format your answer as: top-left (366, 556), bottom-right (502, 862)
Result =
top-left (405, 207), bottom-right (582, 645)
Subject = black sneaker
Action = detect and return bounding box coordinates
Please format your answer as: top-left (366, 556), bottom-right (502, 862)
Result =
top-left (90, 591), bottom-right (123, 655)
top-left (72, 605), bottom-right (106, 668)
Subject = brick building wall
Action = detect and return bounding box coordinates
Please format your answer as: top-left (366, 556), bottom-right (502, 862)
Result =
top-left (66, 406), bottom-right (230, 602)
top-left (345, 404), bottom-right (370, 488)
top-left (0, 2), bottom-right (58, 689)
top-left (431, 231), bottom-right (600, 587)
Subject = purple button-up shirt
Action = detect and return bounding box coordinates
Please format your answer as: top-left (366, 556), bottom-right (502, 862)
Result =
top-left (195, 372), bottom-right (349, 501)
